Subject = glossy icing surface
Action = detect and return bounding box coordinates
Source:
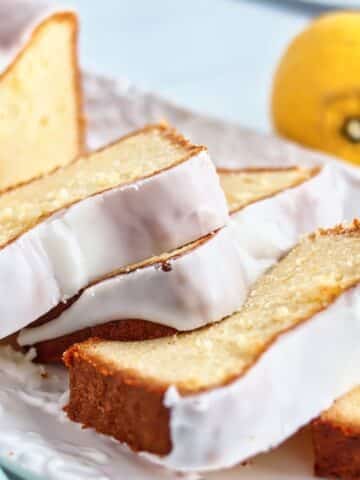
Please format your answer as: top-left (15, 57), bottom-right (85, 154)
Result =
top-left (158, 285), bottom-right (360, 471)
top-left (0, 150), bottom-right (228, 339)
top-left (19, 226), bottom-right (244, 345)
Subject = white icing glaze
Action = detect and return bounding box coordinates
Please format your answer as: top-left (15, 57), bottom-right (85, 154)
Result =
top-left (151, 285), bottom-right (360, 471)
top-left (18, 164), bottom-right (346, 346)
top-left (18, 226), bottom-right (246, 345)
top-left (0, 150), bottom-right (228, 339)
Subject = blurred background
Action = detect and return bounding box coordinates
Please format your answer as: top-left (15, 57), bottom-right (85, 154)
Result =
top-left (51, 0), bottom-right (360, 132)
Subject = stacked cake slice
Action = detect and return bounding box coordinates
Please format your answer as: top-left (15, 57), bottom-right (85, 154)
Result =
top-left (0, 8), bottom-right (84, 190)
top-left (16, 164), bottom-right (342, 362)
top-left (0, 124), bottom-right (228, 341)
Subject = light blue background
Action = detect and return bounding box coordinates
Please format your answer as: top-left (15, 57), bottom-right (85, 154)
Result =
top-left (51, 0), bottom-right (347, 132)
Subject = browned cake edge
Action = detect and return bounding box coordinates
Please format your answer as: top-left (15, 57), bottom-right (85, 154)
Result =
top-left (312, 418), bottom-right (360, 479)
top-left (0, 11), bottom-right (86, 194)
top-left (35, 320), bottom-right (176, 363)
top-left (63, 222), bottom-right (360, 455)
top-left (91, 122), bottom-right (205, 166)
top-left (64, 345), bottom-right (172, 454)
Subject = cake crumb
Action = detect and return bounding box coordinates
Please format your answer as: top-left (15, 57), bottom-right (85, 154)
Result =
top-left (161, 260), bottom-right (172, 272)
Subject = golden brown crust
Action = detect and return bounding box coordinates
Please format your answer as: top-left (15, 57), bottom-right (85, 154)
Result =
top-left (34, 320), bottom-right (176, 363)
top-left (64, 350), bottom-right (172, 455)
top-left (64, 338), bottom-right (180, 394)
top-left (312, 418), bottom-right (360, 479)
top-left (67, 12), bottom-right (86, 157)
top-left (0, 11), bottom-right (85, 195)
top-left (91, 123), bottom-right (204, 160)
top-left (157, 124), bottom-right (205, 154)
top-left (310, 219), bottom-right (360, 239)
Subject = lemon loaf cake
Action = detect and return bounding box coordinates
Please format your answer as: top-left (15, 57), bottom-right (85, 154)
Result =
top-left (17, 165), bottom-right (343, 362)
top-left (0, 124), bottom-right (228, 339)
top-left (0, 9), bottom-right (84, 190)
top-left (312, 387), bottom-right (360, 479)
top-left (18, 165), bottom-right (343, 362)
top-left (64, 223), bottom-right (360, 471)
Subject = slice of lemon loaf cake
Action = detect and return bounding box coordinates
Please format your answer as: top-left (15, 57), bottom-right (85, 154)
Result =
top-left (0, 10), bottom-right (84, 190)
top-left (312, 387), bottom-right (360, 479)
top-left (64, 223), bottom-right (360, 471)
top-left (18, 165), bottom-right (344, 363)
top-left (19, 227), bottom-right (245, 362)
top-left (0, 124), bottom-right (228, 339)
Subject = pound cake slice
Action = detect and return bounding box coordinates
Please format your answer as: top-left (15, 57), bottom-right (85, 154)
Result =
top-left (19, 226), bottom-right (245, 362)
top-left (64, 222), bottom-right (360, 471)
top-left (0, 10), bottom-right (84, 190)
top-left (0, 124), bottom-right (228, 339)
top-left (312, 388), bottom-right (360, 479)
top-left (19, 165), bottom-right (343, 362)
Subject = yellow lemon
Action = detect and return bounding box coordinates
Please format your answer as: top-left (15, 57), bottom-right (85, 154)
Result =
top-left (272, 11), bottom-right (360, 166)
